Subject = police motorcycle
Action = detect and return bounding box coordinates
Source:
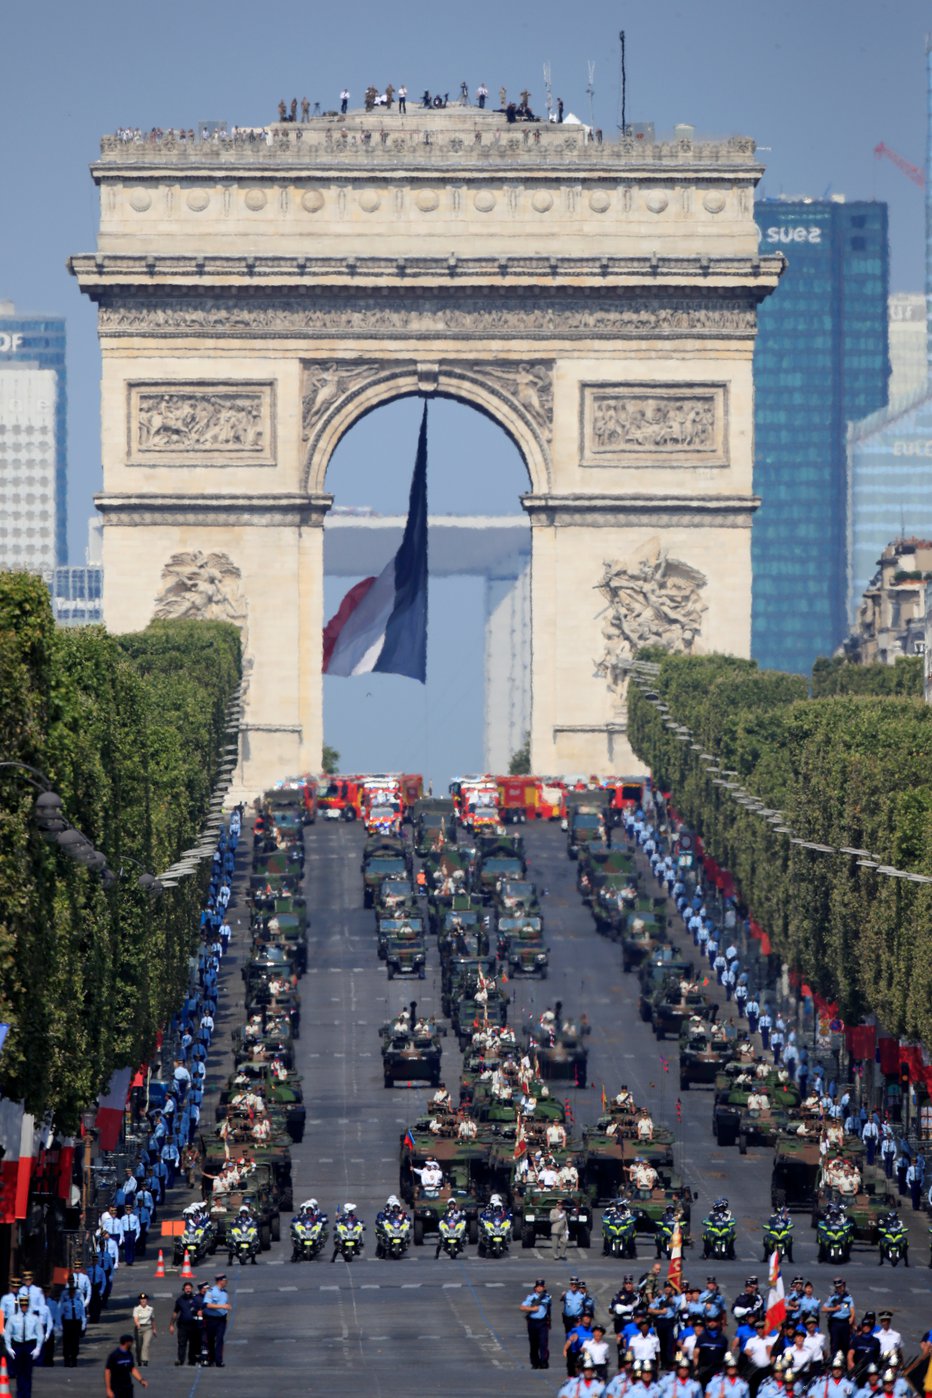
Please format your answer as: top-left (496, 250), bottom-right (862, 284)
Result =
top-left (477, 1195), bottom-right (512, 1259)
top-left (375, 1197), bottom-right (412, 1260)
top-left (701, 1197), bottom-right (737, 1260)
top-left (173, 1204), bottom-right (216, 1266)
top-left (877, 1210), bottom-right (909, 1267)
top-left (602, 1198), bottom-right (638, 1259)
top-left (655, 1205), bottom-right (685, 1261)
top-left (437, 1200), bottom-right (468, 1259)
top-left (817, 1203), bottom-right (853, 1265)
top-left (228, 1205), bottom-right (261, 1266)
top-left (332, 1203), bottom-right (366, 1262)
top-left (761, 1207), bottom-right (794, 1262)
top-left (290, 1198), bottom-right (328, 1262)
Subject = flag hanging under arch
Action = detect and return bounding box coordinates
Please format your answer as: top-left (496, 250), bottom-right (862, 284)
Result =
top-left (323, 403), bottom-right (428, 681)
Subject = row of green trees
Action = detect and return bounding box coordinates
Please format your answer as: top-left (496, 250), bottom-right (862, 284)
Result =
top-left (0, 574), bottom-right (241, 1128)
top-left (628, 652), bottom-right (932, 1042)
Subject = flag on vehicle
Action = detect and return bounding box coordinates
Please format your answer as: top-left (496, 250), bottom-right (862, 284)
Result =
top-left (765, 1248), bottom-right (786, 1332)
top-left (513, 1114), bottom-right (527, 1160)
top-left (601, 1084), bottom-right (608, 1113)
top-left (323, 403), bottom-right (428, 680)
top-left (403, 1128), bottom-right (416, 1153)
top-left (667, 1219), bottom-right (683, 1292)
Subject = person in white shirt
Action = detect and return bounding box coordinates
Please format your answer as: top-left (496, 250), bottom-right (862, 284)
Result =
top-left (802, 1317), bottom-right (828, 1369)
top-left (629, 1318), bottom-right (661, 1365)
top-left (584, 1325), bottom-right (612, 1380)
top-left (743, 1319), bottom-right (777, 1374)
top-left (875, 1314), bottom-right (901, 1360)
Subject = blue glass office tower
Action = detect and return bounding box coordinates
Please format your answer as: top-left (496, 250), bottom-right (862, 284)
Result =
top-left (0, 302), bottom-right (67, 564)
top-left (752, 200), bottom-right (889, 674)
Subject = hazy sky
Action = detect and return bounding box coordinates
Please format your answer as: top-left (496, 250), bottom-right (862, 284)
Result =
top-left (3, 0), bottom-right (930, 780)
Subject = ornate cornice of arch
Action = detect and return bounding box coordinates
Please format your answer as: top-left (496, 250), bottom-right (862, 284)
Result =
top-left (301, 358), bottom-right (552, 496)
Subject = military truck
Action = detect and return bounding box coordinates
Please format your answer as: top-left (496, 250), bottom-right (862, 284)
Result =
top-left (201, 1150), bottom-right (290, 1247)
top-left (453, 981), bottom-right (509, 1048)
top-left (363, 853), bottom-right (411, 907)
top-left (385, 926), bottom-right (428, 980)
top-left (524, 1006), bottom-right (589, 1086)
top-left (496, 917), bottom-right (549, 979)
top-left (216, 1064), bottom-right (306, 1143)
top-left (398, 1128), bottom-right (490, 1245)
top-left (412, 797), bottom-right (457, 855)
top-left (713, 1068), bottom-right (801, 1149)
top-left (678, 1024), bottom-right (733, 1090)
top-left (512, 1173), bottom-right (593, 1248)
top-left (648, 979), bottom-right (717, 1039)
top-left (476, 853), bottom-right (526, 895)
top-left (378, 913), bottom-right (426, 960)
top-left (770, 1133), bottom-right (823, 1211)
top-left (381, 1020), bottom-right (445, 1087)
top-left (567, 809), bottom-right (608, 860)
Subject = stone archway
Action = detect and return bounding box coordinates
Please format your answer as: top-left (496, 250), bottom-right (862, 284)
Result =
top-left (71, 108), bottom-right (781, 796)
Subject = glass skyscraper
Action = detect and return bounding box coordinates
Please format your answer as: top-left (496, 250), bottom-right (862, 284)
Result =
top-left (0, 301), bottom-right (67, 564)
top-left (752, 199), bottom-right (889, 674)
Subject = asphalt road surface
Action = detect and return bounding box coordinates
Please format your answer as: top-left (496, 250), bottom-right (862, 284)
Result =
top-left (46, 821), bottom-right (931, 1397)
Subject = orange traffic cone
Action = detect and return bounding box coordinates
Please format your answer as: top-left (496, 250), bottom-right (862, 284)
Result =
top-left (0, 1356), bottom-right (12, 1397)
top-left (154, 1249), bottom-right (165, 1278)
top-left (180, 1249), bottom-right (194, 1280)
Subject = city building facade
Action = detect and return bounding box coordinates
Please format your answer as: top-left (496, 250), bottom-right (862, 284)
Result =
top-left (888, 293), bottom-right (927, 408)
top-left (843, 536), bottom-right (931, 665)
top-left (0, 366), bottom-right (58, 575)
top-left (0, 302), bottom-right (67, 563)
top-left (752, 198), bottom-right (889, 674)
top-left (847, 387), bottom-right (932, 618)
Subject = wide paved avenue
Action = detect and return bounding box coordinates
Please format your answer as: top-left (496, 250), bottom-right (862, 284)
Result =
top-left (54, 819), bottom-right (931, 1397)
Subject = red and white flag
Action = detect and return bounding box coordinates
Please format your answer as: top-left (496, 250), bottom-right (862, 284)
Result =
top-left (766, 1248), bottom-right (786, 1333)
top-left (0, 1101), bottom-right (34, 1225)
top-left (96, 1068), bottom-right (132, 1152)
top-left (513, 1113), bottom-right (527, 1160)
top-left (667, 1219), bottom-right (684, 1293)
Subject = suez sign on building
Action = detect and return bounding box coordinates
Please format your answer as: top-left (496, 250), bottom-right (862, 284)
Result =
top-left (761, 225), bottom-right (823, 245)
top-left (0, 333), bottom-right (25, 353)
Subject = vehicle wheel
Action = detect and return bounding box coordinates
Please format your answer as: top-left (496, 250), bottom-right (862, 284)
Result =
top-left (623, 961), bottom-right (632, 974)
top-left (260, 1224), bottom-right (271, 1251)
top-left (384, 1073), bottom-right (393, 1088)
top-left (413, 1219), bottom-right (425, 1246)
top-left (891, 1256), bottom-right (898, 1268)
top-left (818, 1244), bottom-right (826, 1262)
top-left (271, 1214), bottom-right (281, 1242)
top-left (578, 1074), bottom-right (587, 1089)
top-left (522, 1225), bottom-right (534, 1249)
top-left (762, 1245), bottom-right (768, 1262)
top-left (786, 1244), bottom-right (793, 1261)
top-left (251, 1254), bottom-right (258, 1264)
top-left (680, 1077), bottom-right (689, 1091)
top-left (655, 1028), bottom-right (665, 1041)
top-left (468, 1217), bottom-right (479, 1245)
top-left (727, 1242), bottom-right (735, 1259)
top-left (387, 967), bottom-right (395, 980)
top-left (577, 1225), bottom-right (591, 1249)
top-left (639, 1003), bottom-right (650, 1023)
top-left (738, 1134), bottom-right (748, 1156)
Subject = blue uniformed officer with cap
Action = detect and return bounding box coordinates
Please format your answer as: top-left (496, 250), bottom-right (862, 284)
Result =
top-left (203, 1273), bottom-right (230, 1368)
top-left (520, 1277), bottom-right (552, 1369)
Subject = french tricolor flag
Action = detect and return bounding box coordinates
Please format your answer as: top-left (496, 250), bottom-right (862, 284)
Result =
top-left (323, 405), bottom-right (428, 682)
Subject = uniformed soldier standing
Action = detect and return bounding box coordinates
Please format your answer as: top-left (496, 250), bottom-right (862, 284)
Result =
top-left (520, 1278), bottom-right (552, 1369)
top-left (822, 1282), bottom-right (856, 1358)
top-left (203, 1274), bottom-right (230, 1368)
top-left (59, 1283), bottom-right (86, 1367)
top-left (4, 1295), bottom-right (43, 1398)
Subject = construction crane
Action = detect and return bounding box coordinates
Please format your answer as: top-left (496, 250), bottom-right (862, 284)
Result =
top-left (874, 141), bottom-right (925, 187)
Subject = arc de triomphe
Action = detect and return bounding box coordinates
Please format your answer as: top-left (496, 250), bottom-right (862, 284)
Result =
top-left (70, 110), bottom-right (781, 795)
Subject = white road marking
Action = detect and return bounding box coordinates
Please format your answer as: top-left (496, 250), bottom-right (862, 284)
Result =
top-left (401, 1282), bottom-right (422, 1289)
top-left (278, 1286), bottom-right (299, 1292)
